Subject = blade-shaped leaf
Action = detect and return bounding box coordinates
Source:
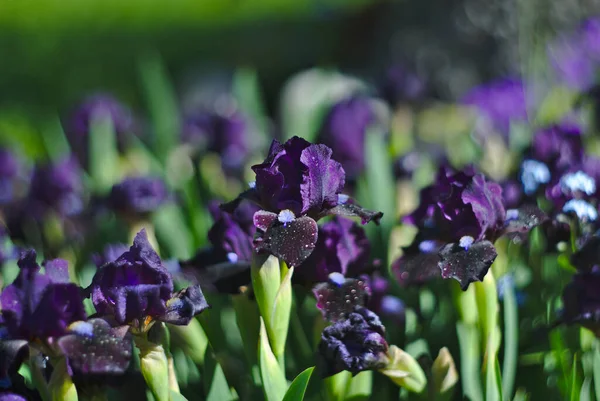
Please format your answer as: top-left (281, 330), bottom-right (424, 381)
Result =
top-left (282, 366), bottom-right (315, 401)
top-left (89, 111), bottom-right (118, 192)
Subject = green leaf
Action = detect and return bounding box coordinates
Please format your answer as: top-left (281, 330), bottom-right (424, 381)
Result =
top-left (48, 357), bottom-right (78, 401)
top-left (362, 127), bottom-right (396, 257)
top-left (571, 353), bottom-right (582, 401)
top-left (204, 346), bottom-right (235, 401)
top-left (168, 319), bottom-right (209, 365)
top-left (593, 343), bottom-right (600, 401)
top-left (580, 377), bottom-right (592, 401)
top-left (169, 391), bottom-right (189, 401)
top-left (324, 371), bottom-right (351, 401)
top-left (456, 322), bottom-right (483, 401)
top-left (232, 293), bottom-right (261, 366)
top-left (344, 371), bottom-right (373, 401)
top-left (502, 275), bottom-right (518, 399)
top-left (139, 52), bottom-right (180, 163)
top-left (282, 366), bottom-right (315, 401)
top-left (152, 205), bottom-right (193, 259)
top-left (232, 67), bottom-right (269, 147)
top-left (270, 264), bottom-right (294, 358)
top-left (259, 318), bottom-right (288, 401)
top-left (41, 117), bottom-right (71, 162)
top-left (89, 110), bottom-right (118, 192)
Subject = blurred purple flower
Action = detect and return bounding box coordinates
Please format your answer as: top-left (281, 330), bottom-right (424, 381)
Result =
top-left (223, 137), bottom-right (382, 266)
top-left (318, 307), bottom-right (388, 377)
top-left (462, 78), bottom-right (528, 136)
top-left (549, 18), bottom-right (600, 90)
top-left (182, 110), bottom-right (250, 172)
top-left (317, 97), bottom-right (376, 179)
top-left (64, 94), bottom-right (135, 169)
top-left (28, 158), bottom-right (84, 217)
top-left (0, 393), bottom-right (28, 401)
top-left (89, 230), bottom-right (208, 330)
top-left (0, 149), bottom-right (23, 206)
top-left (107, 177), bottom-right (169, 218)
top-left (0, 251), bottom-right (86, 341)
top-left (296, 217), bottom-right (371, 285)
top-left (380, 65), bottom-right (427, 105)
top-left (529, 122), bottom-right (583, 173)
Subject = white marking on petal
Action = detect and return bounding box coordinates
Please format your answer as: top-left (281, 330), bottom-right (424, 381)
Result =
top-left (248, 181), bottom-right (256, 189)
top-left (227, 252), bottom-right (239, 263)
top-left (337, 194), bottom-right (349, 205)
top-left (459, 235), bottom-right (475, 250)
top-left (520, 160), bottom-right (551, 195)
top-left (560, 171), bottom-right (596, 195)
top-left (278, 209), bottom-right (296, 224)
top-left (328, 272), bottom-right (346, 287)
top-left (563, 199), bottom-right (598, 221)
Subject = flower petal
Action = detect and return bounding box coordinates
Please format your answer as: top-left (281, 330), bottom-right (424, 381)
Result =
top-left (253, 216), bottom-right (319, 267)
top-left (313, 275), bottom-right (371, 322)
top-left (300, 144), bottom-right (345, 215)
top-left (58, 318), bottom-right (132, 377)
top-left (438, 240), bottom-right (498, 290)
top-left (161, 285), bottom-right (210, 325)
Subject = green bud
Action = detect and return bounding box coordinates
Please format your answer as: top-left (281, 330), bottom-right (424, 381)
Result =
top-left (251, 254), bottom-right (294, 359)
top-left (378, 345), bottom-right (427, 393)
top-left (48, 357), bottom-right (78, 401)
top-left (136, 335), bottom-right (170, 401)
top-left (431, 347), bottom-right (458, 396)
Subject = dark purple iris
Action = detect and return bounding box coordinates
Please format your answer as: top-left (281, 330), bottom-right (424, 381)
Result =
top-left (0, 393), bottom-right (28, 401)
top-left (180, 201), bottom-right (257, 293)
top-left (365, 274), bottom-right (405, 325)
top-left (318, 307), bottom-right (388, 377)
top-left (89, 229), bottom-right (209, 329)
top-left (296, 217), bottom-right (371, 285)
top-left (222, 137), bottom-right (382, 267)
top-left (107, 177), bottom-right (169, 218)
top-left (182, 110), bottom-right (250, 172)
top-left (0, 251), bottom-right (86, 341)
top-left (64, 94), bottom-right (135, 169)
top-left (405, 167), bottom-right (506, 242)
top-left (462, 78), bottom-right (528, 137)
top-left (28, 157), bottom-right (84, 217)
top-left (316, 97), bottom-right (376, 179)
top-left (393, 166), bottom-right (544, 290)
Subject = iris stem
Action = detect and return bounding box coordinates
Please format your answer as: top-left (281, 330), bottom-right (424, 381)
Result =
top-left (501, 277), bottom-right (518, 399)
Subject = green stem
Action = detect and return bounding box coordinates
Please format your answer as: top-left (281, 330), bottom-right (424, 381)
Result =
top-left (29, 353), bottom-right (51, 401)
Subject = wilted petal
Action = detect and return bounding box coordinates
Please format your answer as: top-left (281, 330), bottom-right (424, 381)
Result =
top-left (502, 205), bottom-right (548, 242)
top-left (438, 240), bottom-right (498, 290)
top-left (313, 274), bottom-right (371, 322)
top-left (58, 318), bottom-right (132, 377)
top-left (325, 202), bottom-right (383, 225)
top-left (253, 216), bottom-right (318, 267)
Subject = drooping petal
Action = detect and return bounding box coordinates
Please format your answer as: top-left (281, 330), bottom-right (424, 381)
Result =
top-left (313, 274), bottom-right (371, 322)
top-left (438, 240), bottom-right (498, 290)
top-left (161, 285), bottom-right (210, 325)
top-left (253, 216), bottom-right (319, 267)
top-left (58, 318), bottom-right (133, 377)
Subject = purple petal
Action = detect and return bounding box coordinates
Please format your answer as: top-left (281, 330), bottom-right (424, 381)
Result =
top-left (253, 216), bottom-right (319, 267)
top-left (253, 210), bottom-right (278, 232)
top-left (392, 252), bottom-right (442, 287)
top-left (161, 285), bottom-right (210, 325)
top-left (58, 318), bottom-right (132, 377)
top-left (313, 275), bottom-right (371, 322)
top-left (438, 240), bottom-right (498, 290)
